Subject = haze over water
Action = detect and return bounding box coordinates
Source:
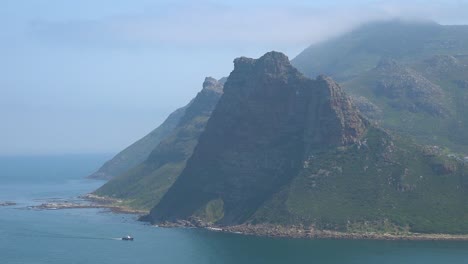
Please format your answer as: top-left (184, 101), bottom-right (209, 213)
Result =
top-left (0, 155), bottom-right (467, 264)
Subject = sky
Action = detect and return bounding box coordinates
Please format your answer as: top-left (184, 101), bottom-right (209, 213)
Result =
top-left (2, 0), bottom-right (468, 155)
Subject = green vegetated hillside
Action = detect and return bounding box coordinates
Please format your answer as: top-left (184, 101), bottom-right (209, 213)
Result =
top-left (343, 56), bottom-right (468, 152)
top-left (292, 20), bottom-right (468, 154)
top-left (93, 77), bottom-right (224, 209)
top-left (253, 127), bottom-right (468, 234)
top-left (147, 52), bottom-right (468, 234)
top-left (88, 105), bottom-right (188, 180)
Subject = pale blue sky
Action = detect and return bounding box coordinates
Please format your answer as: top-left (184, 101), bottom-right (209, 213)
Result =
top-left (2, 0), bottom-right (468, 155)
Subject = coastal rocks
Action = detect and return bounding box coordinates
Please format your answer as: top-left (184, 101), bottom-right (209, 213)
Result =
top-left (0, 201), bottom-right (16, 206)
top-left (155, 221), bottom-right (468, 241)
top-left (31, 202), bottom-right (108, 210)
top-left (29, 202), bottom-right (144, 214)
top-left (29, 194), bottom-right (147, 214)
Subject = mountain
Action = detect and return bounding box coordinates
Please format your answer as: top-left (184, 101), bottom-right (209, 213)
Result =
top-left (292, 20), bottom-right (468, 81)
top-left (292, 20), bottom-right (468, 153)
top-left (88, 106), bottom-right (188, 180)
top-left (93, 77), bottom-right (224, 209)
top-left (146, 52), bottom-right (468, 234)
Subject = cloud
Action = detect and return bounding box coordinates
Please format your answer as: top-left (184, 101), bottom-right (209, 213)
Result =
top-left (25, 1), bottom-right (468, 50)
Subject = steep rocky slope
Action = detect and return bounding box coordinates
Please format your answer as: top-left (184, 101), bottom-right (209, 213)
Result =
top-left (93, 77), bottom-right (224, 209)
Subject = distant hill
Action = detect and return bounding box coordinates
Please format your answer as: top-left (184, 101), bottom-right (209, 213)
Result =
top-left (146, 52), bottom-right (468, 234)
top-left (93, 77), bottom-right (224, 209)
top-left (292, 20), bottom-right (468, 81)
top-left (88, 105), bottom-right (187, 180)
top-left (292, 20), bottom-right (468, 153)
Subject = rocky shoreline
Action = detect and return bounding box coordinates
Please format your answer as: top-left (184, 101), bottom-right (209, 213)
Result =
top-left (29, 194), bottom-right (148, 214)
top-left (80, 193), bottom-right (148, 214)
top-left (156, 220), bottom-right (468, 241)
top-left (79, 195), bottom-right (468, 241)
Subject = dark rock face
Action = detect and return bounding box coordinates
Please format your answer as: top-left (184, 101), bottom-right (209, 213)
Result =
top-left (305, 75), bottom-right (367, 151)
top-left (149, 51), bottom-right (367, 225)
top-left (373, 59), bottom-right (447, 116)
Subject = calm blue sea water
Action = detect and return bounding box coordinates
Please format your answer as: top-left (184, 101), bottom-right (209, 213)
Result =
top-left (1, 155), bottom-right (468, 264)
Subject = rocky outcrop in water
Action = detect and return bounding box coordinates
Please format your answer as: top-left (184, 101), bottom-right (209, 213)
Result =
top-left (0, 201), bottom-right (16, 206)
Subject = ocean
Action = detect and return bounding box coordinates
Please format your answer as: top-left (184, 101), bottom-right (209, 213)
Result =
top-left (1, 155), bottom-right (468, 264)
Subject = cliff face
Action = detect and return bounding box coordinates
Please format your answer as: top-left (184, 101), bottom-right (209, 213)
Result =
top-left (150, 52), bottom-right (367, 225)
top-left (94, 77), bottom-right (223, 209)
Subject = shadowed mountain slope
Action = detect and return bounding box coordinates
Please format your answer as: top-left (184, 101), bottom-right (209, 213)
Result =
top-left (94, 78), bottom-right (224, 209)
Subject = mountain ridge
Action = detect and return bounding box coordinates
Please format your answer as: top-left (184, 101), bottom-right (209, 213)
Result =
top-left (93, 77), bottom-right (224, 209)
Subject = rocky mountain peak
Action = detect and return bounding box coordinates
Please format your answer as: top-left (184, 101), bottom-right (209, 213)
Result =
top-left (256, 51), bottom-right (292, 73)
top-left (176, 77), bottom-right (224, 128)
top-left (233, 51), bottom-right (296, 77)
top-left (202, 77), bottom-right (224, 93)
